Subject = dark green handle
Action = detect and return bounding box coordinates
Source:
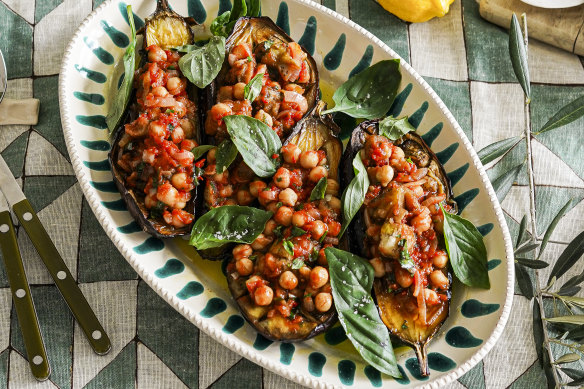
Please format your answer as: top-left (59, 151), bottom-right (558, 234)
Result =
top-left (0, 210), bottom-right (50, 380)
top-left (12, 199), bottom-right (112, 355)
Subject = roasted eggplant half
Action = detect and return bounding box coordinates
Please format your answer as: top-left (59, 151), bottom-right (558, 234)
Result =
top-left (224, 103), bottom-right (342, 342)
top-left (109, 0), bottom-right (202, 238)
top-left (342, 120), bottom-right (457, 376)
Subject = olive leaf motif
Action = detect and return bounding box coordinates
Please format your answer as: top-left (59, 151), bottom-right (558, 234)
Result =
top-left (490, 162), bottom-right (524, 202)
top-left (106, 5), bottom-right (136, 134)
top-left (538, 198), bottom-right (576, 259)
top-left (536, 94), bottom-right (584, 134)
top-left (477, 136), bottom-right (522, 165)
top-left (509, 14), bottom-right (530, 100)
top-left (546, 230), bottom-right (584, 284)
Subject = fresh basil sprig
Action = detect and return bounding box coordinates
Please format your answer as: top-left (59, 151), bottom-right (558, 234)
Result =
top-left (379, 116), bottom-right (415, 141)
top-left (224, 115), bottom-right (282, 177)
top-left (398, 239), bottom-right (416, 275)
top-left (339, 153), bottom-right (369, 237)
top-left (440, 205), bottom-right (490, 289)
top-left (189, 206), bottom-right (272, 250)
top-left (244, 73), bottom-right (264, 102)
top-left (309, 177), bottom-right (327, 201)
top-left (191, 145), bottom-right (214, 160)
top-left (325, 247), bottom-right (402, 378)
top-left (215, 140), bottom-right (238, 173)
top-left (106, 5), bottom-right (136, 134)
top-left (210, 0), bottom-right (261, 37)
top-left (321, 59), bottom-right (402, 119)
top-left (178, 36), bottom-right (225, 88)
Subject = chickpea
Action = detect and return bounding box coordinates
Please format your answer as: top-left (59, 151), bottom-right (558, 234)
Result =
top-left (219, 185), bottom-right (234, 198)
top-left (148, 46), bottom-right (167, 62)
top-left (279, 271), bottom-right (299, 290)
top-left (259, 188), bottom-right (278, 205)
top-left (213, 170), bottom-right (229, 184)
top-left (149, 121), bottom-right (166, 138)
top-left (180, 119), bottom-right (195, 138)
top-left (263, 219), bottom-right (278, 236)
top-left (236, 258), bottom-right (254, 276)
top-left (171, 126), bottom-right (185, 144)
top-left (309, 166), bottom-right (328, 183)
top-left (292, 212), bottom-right (306, 227)
top-left (310, 266), bottom-right (329, 289)
top-left (157, 182), bottom-right (180, 208)
top-left (171, 173), bottom-right (189, 190)
top-left (279, 188), bottom-right (298, 207)
top-left (252, 233), bottom-right (272, 250)
top-left (303, 296), bottom-right (315, 312)
top-left (236, 189), bottom-right (254, 205)
top-left (424, 288), bottom-right (440, 305)
top-left (326, 179), bottom-right (340, 196)
top-left (326, 196), bottom-right (341, 212)
top-left (392, 146), bottom-right (405, 161)
top-left (315, 292), bottom-right (333, 312)
top-left (232, 244), bottom-right (252, 260)
top-left (369, 258), bottom-right (386, 278)
top-left (166, 77), bottom-right (183, 94)
top-left (152, 86), bottom-right (168, 97)
top-left (273, 167), bottom-right (291, 189)
top-left (254, 285), bottom-right (274, 306)
top-left (411, 208), bottom-right (432, 234)
top-left (395, 267), bottom-right (413, 288)
top-left (299, 151), bottom-right (319, 169)
top-left (281, 144), bottom-right (301, 164)
top-left (307, 207), bottom-right (321, 220)
top-left (298, 265), bottom-right (311, 280)
top-left (207, 147), bottom-right (217, 163)
top-left (275, 206), bottom-right (293, 226)
top-left (310, 220), bottom-right (327, 240)
top-left (265, 201), bottom-right (279, 214)
top-left (433, 253), bottom-right (448, 268)
top-left (249, 180), bottom-right (267, 197)
top-left (254, 109), bottom-right (273, 127)
top-left (210, 103), bottom-right (233, 121)
top-left (233, 82), bottom-right (246, 100)
top-left (376, 165), bottom-right (394, 187)
top-left (217, 85), bottom-right (234, 101)
top-left (430, 270), bottom-right (449, 290)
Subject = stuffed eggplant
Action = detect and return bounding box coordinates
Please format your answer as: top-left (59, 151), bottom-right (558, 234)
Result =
top-left (342, 120), bottom-right (457, 376)
top-left (109, 0), bottom-right (202, 238)
top-left (224, 102), bottom-right (342, 342)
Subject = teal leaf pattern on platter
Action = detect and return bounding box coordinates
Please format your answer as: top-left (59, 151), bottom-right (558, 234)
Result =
top-left (323, 33), bottom-right (346, 71)
top-left (177, 281), bottom-right (204, 299)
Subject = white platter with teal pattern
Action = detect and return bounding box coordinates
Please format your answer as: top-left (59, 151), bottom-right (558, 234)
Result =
top-left (59, 1), bottom-right (515, 387)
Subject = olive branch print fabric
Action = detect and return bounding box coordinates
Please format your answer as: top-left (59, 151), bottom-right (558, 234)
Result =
top-left (0, 0), bottom-right (583, 388)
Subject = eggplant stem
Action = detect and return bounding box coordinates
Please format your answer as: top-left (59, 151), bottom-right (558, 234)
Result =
top-left (414, 343), bottom-right (430, 377)
top-left (156, 0), bottom-right (171, 12)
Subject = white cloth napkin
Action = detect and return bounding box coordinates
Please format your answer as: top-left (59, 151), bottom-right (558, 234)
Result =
top-left (0, 98), bottom-right (40, 125)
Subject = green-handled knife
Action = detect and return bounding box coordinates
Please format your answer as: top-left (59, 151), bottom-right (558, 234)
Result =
top-left (0, 155), bottom-right (111, 355)
top-left (0, 193), bottom-right (50, 381)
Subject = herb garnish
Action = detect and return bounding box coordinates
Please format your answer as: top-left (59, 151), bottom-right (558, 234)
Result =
top-left (398, 239), bottom-right (416, 275)
top-left (378, 115), bottom-right (415, 141)
top-left (339, 153), bottom-right (369, 237)
top-left (309, 177), bottom-right (327, 201)
top-left (244, 72), bottom-right (264, 102)
top-left (177, 36), bottom-right (226, 88)
top-left (283, 240), bottom-right (295, 256)
top-left (290, 258), bottom-right (304, 269)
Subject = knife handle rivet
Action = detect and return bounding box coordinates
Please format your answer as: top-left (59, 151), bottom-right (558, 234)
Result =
top-left (0, 224), bottom-right (8, 233)
top-left (57, 271), bottom-right (67, 280)
top-left (22, 212), bottom-right (32, 221)
top-left (92, 330), bottom-right (102, 340)
top-left (32, 355), bottom-right (43, 365)
top-left (15, 289), bottom-right (25, 298)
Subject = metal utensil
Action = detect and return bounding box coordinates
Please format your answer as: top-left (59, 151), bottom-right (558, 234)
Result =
top-left (0, 155), bottom-right (112, 356)
top-left (0, 49), bottom-right (7, 104)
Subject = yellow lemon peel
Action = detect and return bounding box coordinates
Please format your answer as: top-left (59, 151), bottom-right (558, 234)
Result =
top-left (377, 0), bottom-right (455, 23)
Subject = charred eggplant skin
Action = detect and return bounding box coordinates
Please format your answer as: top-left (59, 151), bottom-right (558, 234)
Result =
top-left (224, 105), bottom-right (342, 342)
top-left (342, 119), bottom-right (456, 376)
top-left (108, 0), bottom-right (201, 239)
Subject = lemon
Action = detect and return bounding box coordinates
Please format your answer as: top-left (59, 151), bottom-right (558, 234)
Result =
top-left (376, 0), bottom-right (455, 23)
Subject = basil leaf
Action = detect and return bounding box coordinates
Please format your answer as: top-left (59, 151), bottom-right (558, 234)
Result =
top-left (509, 14), bottom-right (531, 99)
top-left (215, 140), bottom-right (238, 173)
top-left (224, 115), bottom-right (282, 177)
top-left (340, 153), bottom-right (369, 237)
top-left (321, 59), bottom-right (401, 119)
top-left (378, 116), bottom-right (415, 141)
top-left (191, 145), bottom-right (214, 160)
top-left (178, 36), bottom-right (225, 88)
top-left (210, 11), bottom-right (231, 37)
top-left (290, 258), bottom-right (304, 269)
top-left (106, 5), bottom-right (137, 133)
top-left (283, 240), bottom-right (295, 256)
top-left (440, 205), bottom-right (490, 289)
top-left (309, 177), bottom-right (327, 201)
top-left (244, 72), bottom-right (264, 102)
top-left (189, 205), bottom-right (272, 250)
top-left (398, 239), bottom-right (416, 274)
top-left (325, 247), bottom-right (401, 378)
top-left (291, 226), bottom-right (307, 237)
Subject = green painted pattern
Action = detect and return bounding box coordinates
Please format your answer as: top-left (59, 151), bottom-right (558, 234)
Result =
top-left (276, 1), bottom-right (290, 35)
top-left (308, 352), bottom-right (326, 377)
top-left (445, 327), bottom-right (483, 348)
top-left (477, 223), bottom-right (494, 236)
top-left (85, 342), bottom-right (136, 389)
top-left (74, 65), bottom-right (107, 83)
top-left (426, 77), bottom-right (473, 142)
top-left (188, 0), bottom-right (207, 23)
top-left (0, 3), bottom-right (32, 79)
top-left (83, 37), bottom-right (114, 64)
top-left (253, 334), bottom-right (273, 351)
top-left (23, 176), bottom-right (77, 212)
top-left (453, 188), bottom-right (480, 213)
top-left (428, 353), bottom-right (456, 372)
top-left (177, 281), bottom-right (204, 299)
top-left (76, 115), bottom-right (107, 129)
top-left (200, 297), bottom-right (227, 318)
top-left (134, 237), bottom-right (164, 254)
top-left (298, 16), bottom-right (317, 56)
top-left (35, 77), bottom-right (70, 157)
top-left (405, 358), bottom-right (429, 381)
top-left (280, 343), bottom-right (295, 365)
top-left (101, 199), bottom-right (127, 211)
top-left (100, 20), bottom-right (129, 48)
top-left (338, 360), bottom-right (356, 385)
top-left (349, 45), bottom-right (374, 78)
top-left (323, 33), bottom-right (346, 71)
top-left (81, 140), bottom-right (110, 151)
top-left (1, 132), bottom-right (28, 178)
top-left (488, 259), bottom-right (502, 270)
top-left (461, 299), bottom-right (500, 318)
top-left (364, 365), bottom-right (382, 387)
top-left (388, 83), bottom-right (412, 117)
top-left (447, 163), bottom-right (470, 188)
top-left (83, 159), bottom-right (110, 171)
top-left (154, 258), bottom-right (185, 278)
top-left (222, 315), bottom-right (245, 334)
top-left (74, 91), bottom-right (105, 105)
top-left (117, 221), bottom-right (142, 234)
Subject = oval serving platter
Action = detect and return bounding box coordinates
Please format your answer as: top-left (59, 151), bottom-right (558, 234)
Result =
top-left (59, 1), bottom-right (514, 387)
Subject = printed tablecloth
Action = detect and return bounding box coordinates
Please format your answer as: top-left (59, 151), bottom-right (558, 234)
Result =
top-left (0, 0), bottom-right (583, 388)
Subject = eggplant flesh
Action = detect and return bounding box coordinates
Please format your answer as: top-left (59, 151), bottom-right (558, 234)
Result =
top-left (225, 105), bottom-right (341, 342)
top-left (343, 120), bottom-right (456, 376)
top-left (108, 0), bottom-right (201, 238)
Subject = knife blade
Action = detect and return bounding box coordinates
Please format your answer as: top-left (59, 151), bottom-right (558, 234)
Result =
top-left (0, 155), bottom-right (111, 355)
